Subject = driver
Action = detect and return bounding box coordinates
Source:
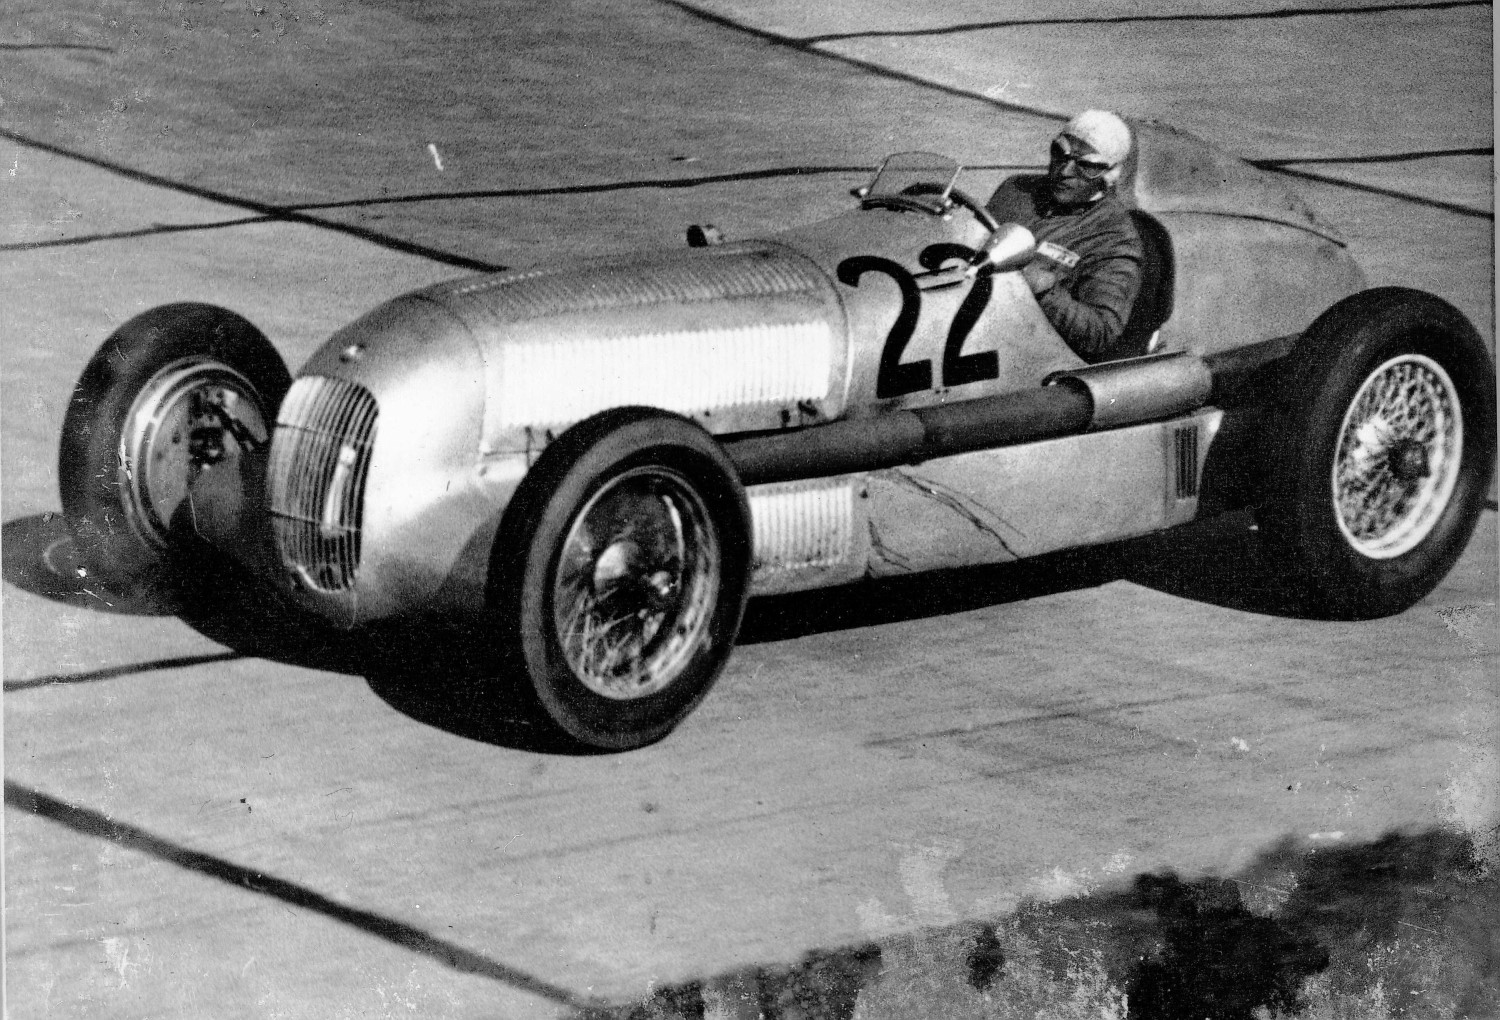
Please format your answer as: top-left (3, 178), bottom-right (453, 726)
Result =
top-left (985, 110), bottom-right (1144, 363)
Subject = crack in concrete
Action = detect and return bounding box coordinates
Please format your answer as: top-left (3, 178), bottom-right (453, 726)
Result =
top-left (884, 470), bottom-right (1025, 559)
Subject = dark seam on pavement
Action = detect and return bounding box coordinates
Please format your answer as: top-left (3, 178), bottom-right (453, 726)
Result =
top-left (0, 216), bottom-right (275, 252)
top-left (653, 0), bottom-right (1071, 123)
top-left (655, 2), bottom-right (1494, 221)
top-left (15, 150), bottom-right (1476, 234)
top-left (0, 128), bottom-right (503, 272)
top-left (1485, 499), bottom-right (1498, 511)
top-left (281, 164), bottom-right (1038, 212)
top-left (221, 150), bottom-right (1489, 220)
top-left (6, 153), bottom-right (1483, 245)
top-left (290, 166), bottom-right (880, 211)
top-left (2, 780), bottom-right (596, 1010)
top-left (2, 165), bottom-right (1042, 243)
top-left (1248, 162), bottom-right (1494, 219)
top-left (3, 651), bottom-right (242, 693)
top-left (1257, 146), bottom-right (1493, 166)
top-left (801, 0), bottom-right (1490, 42)
top-left (0, 43), bottom-right (116, 52)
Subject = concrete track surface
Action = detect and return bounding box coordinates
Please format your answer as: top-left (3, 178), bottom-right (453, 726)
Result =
top-left (3, 2), bottom-right (1495, 1017)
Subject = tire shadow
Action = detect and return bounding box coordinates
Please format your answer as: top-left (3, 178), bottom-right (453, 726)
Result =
top-left (1, 513), bottom-right (178, 616)
top-left (164, 554), bottom-right (590, 755)
top-left (1108, 509), bottom-right (1315, 619)
top-left (170, 565), bottom-right (596, 755)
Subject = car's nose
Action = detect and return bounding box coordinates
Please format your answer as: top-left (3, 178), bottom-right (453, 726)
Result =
top-left (269, 295), bottom-right (490, 626)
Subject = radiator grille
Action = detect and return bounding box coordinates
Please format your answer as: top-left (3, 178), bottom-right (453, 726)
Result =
top-left (1174, 425), bottom-right (1200, 500)
top-left (268, 376), bottom-right (379, 592)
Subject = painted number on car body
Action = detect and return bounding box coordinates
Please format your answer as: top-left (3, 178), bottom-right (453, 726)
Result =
top-left (837, 245), bottom-right (1001, 398)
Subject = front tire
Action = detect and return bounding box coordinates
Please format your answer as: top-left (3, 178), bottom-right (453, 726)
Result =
top-left (1260, 288), bottom-right (1495, 618)
top-left (490, 408), bottom-right (752, 751)
top-left (58, 303), bottom-right (291, 596)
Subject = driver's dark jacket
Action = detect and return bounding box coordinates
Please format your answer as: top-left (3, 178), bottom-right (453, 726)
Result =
top-left (985, 175), bottom-right (1143, 362)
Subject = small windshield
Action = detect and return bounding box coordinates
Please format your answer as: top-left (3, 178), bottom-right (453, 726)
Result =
top-left (860, 152), bottom-right (962, 214)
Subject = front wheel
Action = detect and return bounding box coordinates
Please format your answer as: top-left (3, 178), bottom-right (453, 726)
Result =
top-left (490, 408), bottom-right (752, 750)
top-left (1260, 288), bottom-right (1495, 618)
top-left (58, 303), bottom-right (290, 596)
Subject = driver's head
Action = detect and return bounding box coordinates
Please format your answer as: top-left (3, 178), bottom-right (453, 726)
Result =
top-left (1047, 110), bottom-right (1132, 206)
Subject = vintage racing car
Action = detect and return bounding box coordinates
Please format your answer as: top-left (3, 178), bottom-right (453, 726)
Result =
top-left (59, 121), bottom-right (1496, 750)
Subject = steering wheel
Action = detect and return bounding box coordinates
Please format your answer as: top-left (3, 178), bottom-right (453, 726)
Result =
top-left (899, 182), bottom-right (1000, 234)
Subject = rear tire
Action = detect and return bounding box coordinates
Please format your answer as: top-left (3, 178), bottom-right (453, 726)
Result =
top-left (58, 303), bottom-right (290, 596)
top-left (1259, 288), bottom-right (1495, 618)
top-left (490, 408), bottom-right (752, 751)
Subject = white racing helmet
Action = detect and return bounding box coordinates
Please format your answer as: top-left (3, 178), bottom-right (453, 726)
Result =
top-left (1058, 109), bottom-right (1132, 186)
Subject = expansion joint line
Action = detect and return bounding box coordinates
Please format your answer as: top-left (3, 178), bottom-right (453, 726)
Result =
top-left (655, 0), bottom-right (1493, 220)
top-left (651, 0), bottom-right (1069, 124)
top-left (799, 0), bottom-right (1493, 43)
top-left (0, 127), bottom-right (502, 272)
top-left (3, 780), bottom-right (597, 1009)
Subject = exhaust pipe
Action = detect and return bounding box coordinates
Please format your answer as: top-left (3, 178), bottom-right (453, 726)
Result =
top-left (727, 352), bottom-right (1215, 486)
top-left (1044, 352), bottom-right (1212, 431)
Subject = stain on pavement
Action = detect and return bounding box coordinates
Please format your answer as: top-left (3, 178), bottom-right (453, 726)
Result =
top-left (579, 826), bottom-right (1498, 1019)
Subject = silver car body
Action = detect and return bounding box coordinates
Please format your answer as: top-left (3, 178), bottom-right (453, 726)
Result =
top-left (264, 121), bottom-right (1366, 627)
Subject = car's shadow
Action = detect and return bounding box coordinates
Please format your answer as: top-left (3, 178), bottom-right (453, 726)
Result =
top-left (3, 509), bottom-right (1307, 752)
top-left (738, 508), bottom-right (1309, 643)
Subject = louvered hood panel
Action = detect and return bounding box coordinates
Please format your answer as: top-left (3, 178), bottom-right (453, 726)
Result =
top-left (417, 241), bottom-right (851, 453)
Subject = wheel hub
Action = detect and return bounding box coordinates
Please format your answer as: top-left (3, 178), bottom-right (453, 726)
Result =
top-left (1386, 437), bottom-right (1430, 482)
top-left (120, 358), bottom-right (270, 549)
top-left (590, 540), bottom-right (680, 616)
top-left (188, 425), bottom-right (228, 465)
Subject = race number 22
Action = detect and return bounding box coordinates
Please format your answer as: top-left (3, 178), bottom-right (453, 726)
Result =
top-left (837, 246), bottom-right (1000, 399)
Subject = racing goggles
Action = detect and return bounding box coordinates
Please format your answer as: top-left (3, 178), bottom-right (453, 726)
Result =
top-left (1049, 137), bottom-right (1114, 179)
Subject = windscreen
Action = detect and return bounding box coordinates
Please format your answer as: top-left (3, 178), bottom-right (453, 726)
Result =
top-left (862, 152), bottom-right (962, 213)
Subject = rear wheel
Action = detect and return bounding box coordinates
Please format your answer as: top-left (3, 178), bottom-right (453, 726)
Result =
top-left (1260, 288), bottom-right (1495, 617)
top-left (490, 408), bottom-right (752, 750)
top-left (58, 303), bottom-right (290, 596)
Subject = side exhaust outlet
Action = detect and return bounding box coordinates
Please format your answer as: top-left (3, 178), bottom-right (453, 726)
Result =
top-left (726, 353), bottom-right (1218, 487)
top-left (1044, 352), bottom-right (1213, 431)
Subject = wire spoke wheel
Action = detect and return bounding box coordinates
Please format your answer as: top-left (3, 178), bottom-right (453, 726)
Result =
top-left (1260, 287), bottom-right (1494, 618)
top-left (494, 408), bottom-right (751, 750)
top-left (1332, 354), bottom-right (1462, 559)
top-left (553, 466), bottom-right (720, 699)
top-left (120, 357), bottom-right (272, 550)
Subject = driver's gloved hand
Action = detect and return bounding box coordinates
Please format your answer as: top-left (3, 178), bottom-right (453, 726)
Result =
top-left (1021, 262), bottom-right (1058, 295)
